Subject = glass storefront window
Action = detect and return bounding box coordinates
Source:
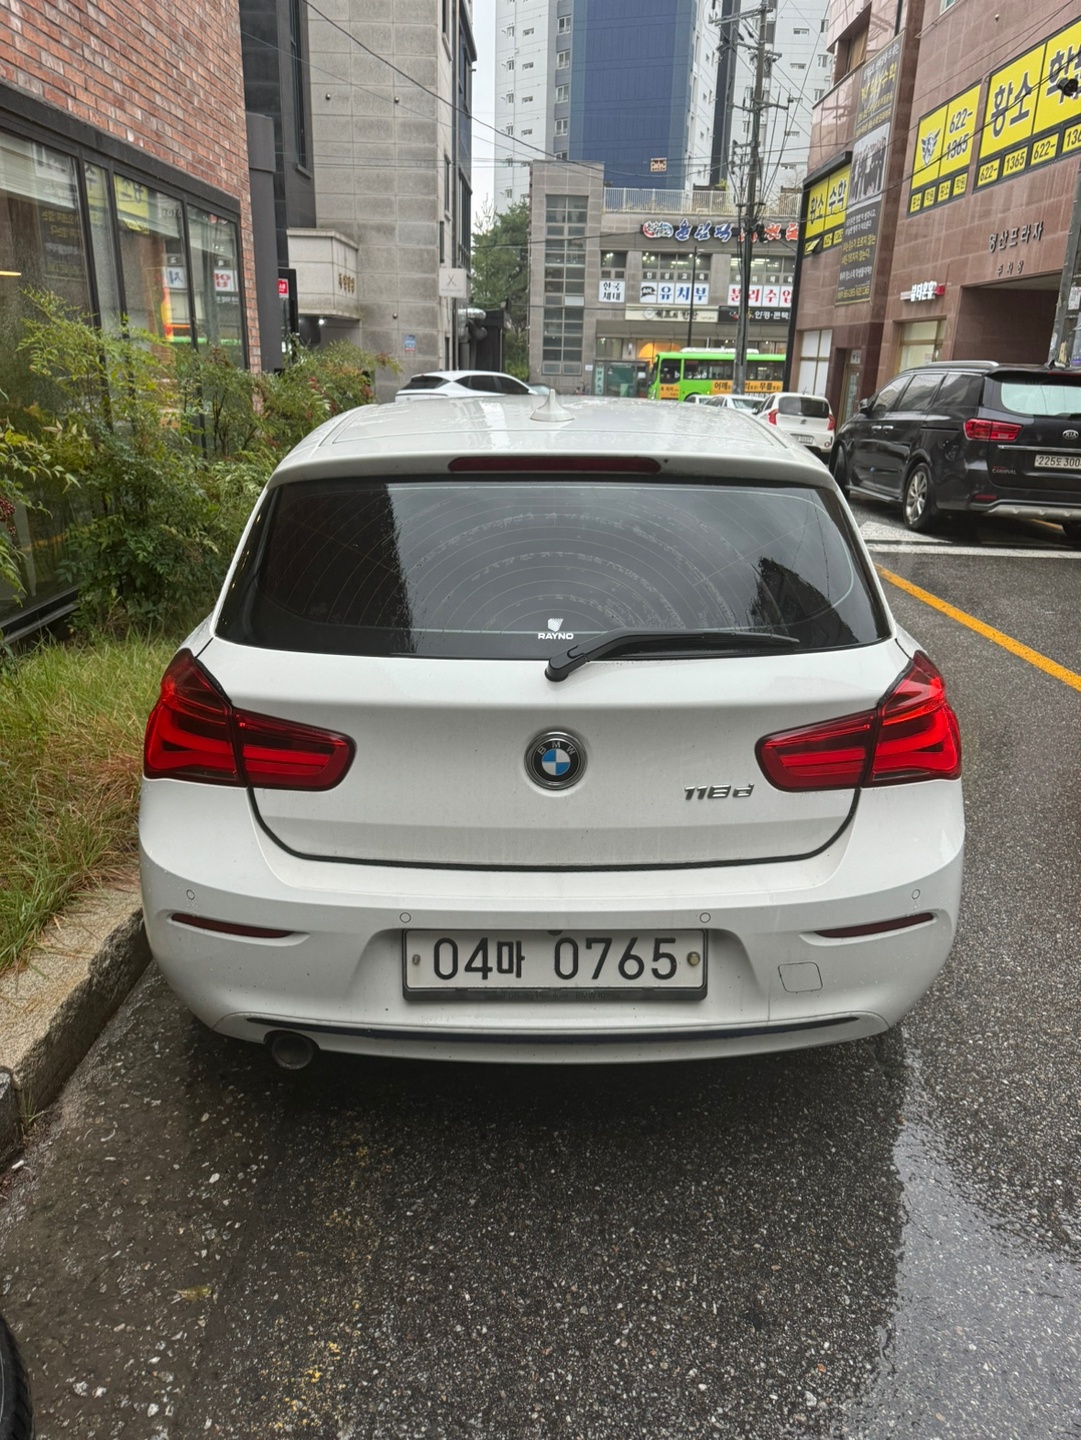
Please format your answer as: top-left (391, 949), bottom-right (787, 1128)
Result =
top-left (0, 133), bottom-right (92, 626)
top-left (0, 133), bottom-right (89, 310)
top-left (751, 256), bottom-right (794, 288)
top-left (114, 175), bottom-right (189, 346)
top-left (896, 319), bottom-right (944, 373)
top-left (84, 164), bottom-right (122, 329)
top-left (189, 206), bottom-right (245, 361)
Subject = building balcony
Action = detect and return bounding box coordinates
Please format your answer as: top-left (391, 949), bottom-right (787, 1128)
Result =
top-left (287, 228), bottom-right (361, 320)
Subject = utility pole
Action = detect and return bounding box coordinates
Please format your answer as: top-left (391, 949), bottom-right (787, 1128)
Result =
top-left (685, 245), bottom-right (699, 347)
top-left (733, 1), bottom-right (772, 396)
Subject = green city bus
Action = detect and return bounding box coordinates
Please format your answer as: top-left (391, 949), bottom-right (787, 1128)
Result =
top-left (647, 349), bottom-right (786, 401)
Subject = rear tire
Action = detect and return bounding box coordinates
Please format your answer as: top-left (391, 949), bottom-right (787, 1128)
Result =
top-left (1062, 521), bottom-right (1081, 547)
top-left (0, 1315), bottom-right (33, 1440)
top-left (832, 447), bottom-right (850, 496)
top-left (902, 463), bottom-right (938, 532)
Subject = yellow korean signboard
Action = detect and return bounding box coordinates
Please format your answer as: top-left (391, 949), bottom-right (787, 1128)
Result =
top-left (906, 19), bottom-right (1081, 210)
top-left (804, 163), bottom-right (849, 256)
top-left (907, 83), bottom-right (981, 214)
top-left (974, 19), bottom-right (1081, 190)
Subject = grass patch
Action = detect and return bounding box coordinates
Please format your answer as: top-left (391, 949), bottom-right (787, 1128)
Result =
top-left (0, 633), bottom-right (175, 976)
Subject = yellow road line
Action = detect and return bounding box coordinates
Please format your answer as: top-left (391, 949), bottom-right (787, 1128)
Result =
top-left (877, 566), bottom-right (1081, 694)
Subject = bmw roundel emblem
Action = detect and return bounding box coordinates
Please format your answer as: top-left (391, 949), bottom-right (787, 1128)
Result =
top-left (527, 732), bottom-right (585, 790)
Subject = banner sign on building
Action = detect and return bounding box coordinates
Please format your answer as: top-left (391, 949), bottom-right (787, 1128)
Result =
top-left (727, 284), bottom-right (792, 309)
top-left (974, 18), bottom-right (1081, 190)
top-left (640, 219), bottom-right (800, 244)
top-left (835, 32), bottom-right (903, 306)
top-left (639, 281), bottom-right (710, 304)
top-left (908, 82), bottom-right (982, 214)
top-left (804, 163), bottom-right (849, 254)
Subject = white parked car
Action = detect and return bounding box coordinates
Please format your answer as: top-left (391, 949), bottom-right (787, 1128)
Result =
top-left (395, 369), bottom-right (534, 400)
top-left (687, 393), bottom-right (763, 413)
top-left (755, 392), bottom-right (835, 458)
top-left (140, 398), bottom-right (963, 1069)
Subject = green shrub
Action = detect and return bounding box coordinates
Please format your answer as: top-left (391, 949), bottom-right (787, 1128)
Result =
top-left (10, 293), bottom-right (392, 635)
top-left (0, 419), bottom-right (69, 598)
top-left (17, 293), bottom-right (220, 631)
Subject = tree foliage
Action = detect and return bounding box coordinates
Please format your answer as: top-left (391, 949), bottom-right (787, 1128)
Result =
top-left (471, 200), bottom-right (531, 378)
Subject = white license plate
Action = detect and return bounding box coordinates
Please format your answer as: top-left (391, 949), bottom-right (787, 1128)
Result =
top-left (403, 929), bottom-right (707, 994)
top-left (1035, 453), bottom-right (1081, 470)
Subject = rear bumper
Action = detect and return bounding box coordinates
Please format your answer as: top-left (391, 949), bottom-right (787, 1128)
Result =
top-left (785, 430), bottom-right (833, 453)
top-left (938, 456), bottom-right (1081, 517)
top-left (139, 779), bottom-right (964, 1064)
top-left (974, 500), bottom-right (1081, 523)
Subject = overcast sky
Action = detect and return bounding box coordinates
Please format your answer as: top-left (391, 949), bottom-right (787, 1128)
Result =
top-left (472, 0), bottom-right (496, 220)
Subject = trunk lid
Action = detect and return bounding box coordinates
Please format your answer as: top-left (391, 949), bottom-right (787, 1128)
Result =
top-left (197, 639), bottom-right (909, 868)
top-left (983, 373), bottom-right (1081, 499)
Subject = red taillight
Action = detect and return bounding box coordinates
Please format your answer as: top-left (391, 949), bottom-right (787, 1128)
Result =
top-left (756, 710), bottom-right (875, 790)
top-left (827, 414), bottom-right (836, 431)
top-left (766, 409), bottom-right (778, 425)
top-left (144, 650), bottom-right (354, 790)
top-left (756, 653), bottom-right (961, 792)
top-left (144, 650), bottom-right (238, 783)
top-left (963, 418), bottom-right (1023, 443)
top-left (869, 651), bottom-right (962, 784)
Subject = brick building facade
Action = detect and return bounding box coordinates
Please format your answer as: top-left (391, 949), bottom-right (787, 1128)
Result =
top-left (792, 0), bottom-right (1081, 422)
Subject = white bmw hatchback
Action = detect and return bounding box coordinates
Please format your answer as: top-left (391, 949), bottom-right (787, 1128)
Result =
top-left (140, 396), bottom-right (963, 1068)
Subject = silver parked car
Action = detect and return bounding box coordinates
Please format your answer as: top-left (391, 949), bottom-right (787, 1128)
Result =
top-left (140, 398), bottom-right (962, 1068)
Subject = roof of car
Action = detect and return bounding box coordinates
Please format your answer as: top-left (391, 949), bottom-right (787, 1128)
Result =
top-left (271, 396), bottom-right (833, 487)
top-left (894, 361), bottom-right (1066, 374)
top-left (401, 369), bottom-right (519, 383)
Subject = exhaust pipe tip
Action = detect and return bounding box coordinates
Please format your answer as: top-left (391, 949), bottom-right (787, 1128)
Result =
top-left (267, 1029), bottom-right (318, 1070)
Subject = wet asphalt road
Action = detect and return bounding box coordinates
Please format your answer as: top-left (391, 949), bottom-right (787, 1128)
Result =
top-left (2, 500), bottom-right (1081, 1439)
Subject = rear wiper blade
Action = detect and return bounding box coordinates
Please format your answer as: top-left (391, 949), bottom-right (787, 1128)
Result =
top-left (545, 627), bottom-right (799, 682)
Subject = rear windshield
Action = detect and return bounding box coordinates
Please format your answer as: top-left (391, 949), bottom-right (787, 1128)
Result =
top-left (778, 395), bottom-right (830, 418)
top-left (216, 477), bottom-right (887, 658)
top-left (400, 375), bottom-right (444, 391)
top-left (988, 376), bottom-right (1081, 417)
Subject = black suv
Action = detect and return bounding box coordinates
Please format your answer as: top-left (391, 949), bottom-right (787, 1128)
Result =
top-left (832, 362), bottom-right (1081, 540)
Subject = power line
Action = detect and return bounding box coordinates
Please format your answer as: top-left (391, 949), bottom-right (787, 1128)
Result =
top-left (254, 0), bottom-right (1081, 232)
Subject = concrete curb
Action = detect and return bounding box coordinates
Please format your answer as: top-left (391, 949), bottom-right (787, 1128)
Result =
top-left (0, 878), bottom-right (150, 1167)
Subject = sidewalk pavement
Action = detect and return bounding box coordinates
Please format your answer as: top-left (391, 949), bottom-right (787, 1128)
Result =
top-left (0, 872), bottom-right (149, 1166)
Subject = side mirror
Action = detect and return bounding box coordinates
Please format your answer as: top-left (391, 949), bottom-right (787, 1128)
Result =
top-left (857, 395), bottom-right (873, 415)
